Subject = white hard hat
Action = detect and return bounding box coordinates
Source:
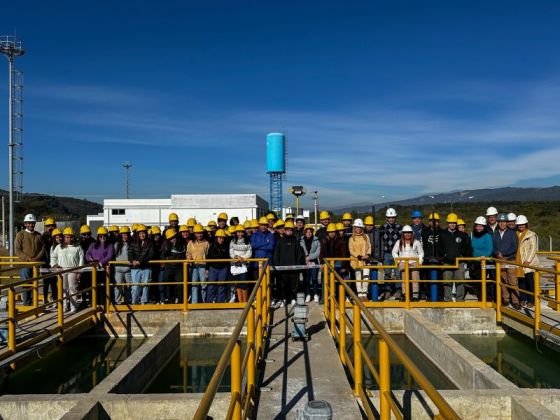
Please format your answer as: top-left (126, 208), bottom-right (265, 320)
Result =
top-left (486, 206), bottom-right (498, 216)
top-left (386, 208), bottom-right (397, 217)
top-left (474, 216), bottom-right (487, 226)
top-left (295, 215), bottom-right (305, 221)
top-left (516, 215), bottom-right (528, 225)
top-left (507, 212), bottom-right (517, 222)
top-left (402, 225), bottom-right (413, 233)
top-left (23, 214), bottom-right (37, 223)
top-left (353, 218), bottom-right (364, 228)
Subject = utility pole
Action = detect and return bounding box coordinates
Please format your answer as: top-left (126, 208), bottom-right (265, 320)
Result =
top-left (123, 161), bottom-right (132, 199)
top-left (1, 36), bottom-right (25, 255)
top-left (312, 191), bottom-right (318, 226)
top-left (1, 196), bottom-right (5, 247)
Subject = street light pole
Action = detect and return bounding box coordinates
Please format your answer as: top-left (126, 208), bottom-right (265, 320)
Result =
top-left (312, 191), bottom-right (318, 226)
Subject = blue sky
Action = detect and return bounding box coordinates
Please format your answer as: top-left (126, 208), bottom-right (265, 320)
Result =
top-left (1, 1), bottom-right (560, 208)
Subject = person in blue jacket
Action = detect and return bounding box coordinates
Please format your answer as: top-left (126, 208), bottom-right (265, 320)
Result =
top-left (469, 216), bottom-right (493, 300)
top-left (492, 213), bottom-right (519, 309)
top-left (250, 216), bottom-right (277, 301)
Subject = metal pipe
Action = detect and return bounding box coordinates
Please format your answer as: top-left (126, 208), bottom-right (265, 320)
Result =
top-left (379, 338), bottom-right (390, 420)
top-left (231, 340), bottom-right (242, 420)
top-left (8, 57), bottom-right (14, 256)
top-left (339, 283), bottom-right (346, 363)
top-left (352, 304), bottom-right (362, 396)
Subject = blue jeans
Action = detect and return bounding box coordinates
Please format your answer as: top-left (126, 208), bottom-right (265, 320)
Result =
top-left (383, 253), bottom-right (401, 292)
top-left (305, 267), bottom-right (320, 297)
top-left (19, 268), bottom-right (33, 305)
top-left (131, 268), bottom-right (151, 304)
top-left (207, 267), bottom-right (228, 303)
top-left (191, 265), bottom-right (206, 303)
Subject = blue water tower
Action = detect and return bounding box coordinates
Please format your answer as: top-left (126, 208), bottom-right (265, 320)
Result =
top-left (266, 133), bottom-right (285, 213)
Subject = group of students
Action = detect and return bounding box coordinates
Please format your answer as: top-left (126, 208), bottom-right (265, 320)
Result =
top-left (13, 204), bottom-right (539, 312)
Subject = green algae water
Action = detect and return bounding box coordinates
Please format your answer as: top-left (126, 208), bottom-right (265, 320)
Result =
top-left (346, 335), bottom-right (456, 390)
top-left (453, 333), bottom-right (560, 388)
top-left (146, 337), bottom-right (244, 393)
top-left (0, 336), bottom-right (146, 394)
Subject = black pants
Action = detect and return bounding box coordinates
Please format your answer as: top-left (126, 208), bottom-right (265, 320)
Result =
top-left (44, 277), bottom-right (58, 302)
top-left (279, 272), bottom-right (299, 302)
top-left (165, 266), bottom-right (183, 302)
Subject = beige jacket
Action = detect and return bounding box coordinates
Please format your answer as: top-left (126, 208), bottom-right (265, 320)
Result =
top-left (15, 230), bottom-right (45, 261)
top-left (348, 233), bottom-right (371, 269)
top-left (187, 240), bottom-right (209, 261)
top-left (517, 230), bottom-right (539, 274)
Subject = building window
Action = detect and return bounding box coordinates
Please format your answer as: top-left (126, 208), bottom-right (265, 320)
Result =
top-left (111, 209), bottom-right (125, 215)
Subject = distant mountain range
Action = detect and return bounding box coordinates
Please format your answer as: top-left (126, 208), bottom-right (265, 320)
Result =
top-left (330, 186), bottom-right (560, 213)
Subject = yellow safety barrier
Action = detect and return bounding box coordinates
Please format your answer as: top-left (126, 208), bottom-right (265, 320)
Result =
top-left (0, 263), bottom-right (100, 362)
top-left (193, 262), bottom-right (270, 420)
top-left (105, 258), bottom-right (268, 312)
top-left (323, 260), bottom-right (460, 419)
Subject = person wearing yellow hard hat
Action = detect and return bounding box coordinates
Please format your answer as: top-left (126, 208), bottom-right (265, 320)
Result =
top-left (85, 226), bottom-right (115, 271)
top-left (129, 224), bottom-right (156, 305)
top-left (113, 226), bottom-right (132, 304)
top-left (206, 228), bottom-right (230, 303)
top-left (251, 216), bottom-right (277, 301)
top-left (273, 220), bottom-right (304, 307)
top-left (364, 215), bottom-right (383, 268)
top-left (315, 210), bottom-right (331, 241)
top-left (248, 219), bottom-right (259, 236)
top-left (148, 226), bottom-right (164, 303)
top-left (320, 223), bottom-right (349, 283)
top-left (206, 220), bottom-right (217, 235)
top-left (187, 224), bottom-right (210, 303)
top-left (216, 212), bottom-right (229, 231)
top-left (159, 228), bottom-right (186, 304)
top-left (422, 212), bottom-right (443, 300)
top-left (336, 222), bottom-right (345, 239)
top-left (243, 220), bottom-right (251, 235)
top-left (43, 227), bottom-right (64, 303)
top-left (107, 225), bottom-right (120, 244)
top-left (230, 224), bottom-right (252, 303)
top-left (440, 212), bottom-right (472, 303)
top-left (457, 218), bottom-right (466, 233)
top-left (50, 226), bottom-right (85, 313)
top-left (341, 212), bottom-right (353, 241)
top-left (168, 213), bottom-right (179, 229)
top-left (41, 217), bottom-right (57, 270)
top-left (300, 225), bottom-right (321, 303)
top-left (273, 219), bottom-right (285, 239)
top-left (78, 224), bottom-right (94, 253)
top-left (380, 208), bottom-right (403, 301)
top-left (178, 225), bottom-right (190, 244)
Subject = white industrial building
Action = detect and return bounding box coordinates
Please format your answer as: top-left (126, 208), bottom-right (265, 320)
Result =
top-left (87, 194), bottom-right (269, 228)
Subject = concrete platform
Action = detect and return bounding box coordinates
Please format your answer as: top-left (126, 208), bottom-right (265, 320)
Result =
top-left (255, 303), bottom-right (363, 419)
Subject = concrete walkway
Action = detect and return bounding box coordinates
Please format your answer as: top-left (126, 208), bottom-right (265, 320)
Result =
top-left (255, 303), bottom-right (363, 419)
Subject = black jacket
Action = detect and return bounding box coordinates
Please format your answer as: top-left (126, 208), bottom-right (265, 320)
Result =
top-left (439, 229), bottom-right (472, 264)
top-left (273, 235), bottom-right (305, 266)
top-left (129, 238), bottom-right (156, 268)
top-left (365, 228), bottom-right (383, 261)
top-left (421, 226), bottom-right (443, 261)
top-left (315, 226), bottom-right (328, 242)
top-left (160, 240), bottom-right (186, 266)
top-left (207, 242), bottom-right (230, 269)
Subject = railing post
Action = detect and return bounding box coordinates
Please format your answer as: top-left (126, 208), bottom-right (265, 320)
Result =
top-left (323, 261), bottom-right (329, 318)
top-left (32, 265), bottom-right (39, 315)
top-left (339, 283), bottom-right (346, 364)
top-left (534, 271), bottom-right (541, 338)
top-left (330, 270), bottom-right (336, 336)
top-left (266, 265), bottom-right (271, 327)
top-left (430, 269), bottom-right (438, 302)
top-left (105, 267), bottom-right (111, 311)
top-left (481, 258), bottom-right (487, 307)
top-left (404, 260), bottom-right (410, 309)
top-left (8, 287), bottom-right (16, 354)
top-left (352, 303), bottom-right (362, 396)
top-left (496, 262), bottom-right (502, 322)
top-left (57, 275), bottom-right (64, 336)
top-left (370, 265), bottom-right (379, 302)
top-left (231, 339), bottom-right (242, 420)
top-left (379, 337), bottom-right (390, 420)
top-left (183, 262), bottom-right (189, 311)
top-left (247, 304), bottom-right (256, 394)
top-left (91, 268), bottom-right (98, 321)
top-left (256, 285), bottom-right (263, 360)
top-left (555, 260), bottom-right (560, 312)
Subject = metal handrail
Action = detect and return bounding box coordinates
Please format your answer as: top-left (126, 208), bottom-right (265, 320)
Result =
top-left (193, 261), bottom-right (269, 420)
top-left (323, 260), bottom-right (460, 420)
top-left (0, 263), bottom-right (98, 292)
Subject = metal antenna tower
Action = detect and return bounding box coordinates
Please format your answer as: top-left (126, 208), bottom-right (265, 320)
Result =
top-left (13, 69), bottom-right (23, 203)
top-left (0, 35), bottom-right (25, 255)
top-left (123, 161), bottom-right (132, 199)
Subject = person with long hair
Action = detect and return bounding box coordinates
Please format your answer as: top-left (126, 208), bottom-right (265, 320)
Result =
top-left (348, 219), bottom-right (372, 301)
top-left (516, 215), bottom-right (539, 308)
top-left (160, 228), bottom-right (186, 304)
top-left (113, 226), bottom-right (132, 303)
top-left (470, 217), bottom-right (493, 300)
top-left (300, 226), bottom-right (321, 303)
top-left (187, 224), bottom-right (210, 303)
top-left (206, 229), bottom-right (230, 303)
top-left (50, 227), bottom-right (85, 313)
top-left (45, 228), bottom-right (63, 303)
top-left (392, 225), bottom-right (424, 301)
top-left (129, 224), bottom-right (155, 305)
top-left (230, 225), bottom-right (252, 303)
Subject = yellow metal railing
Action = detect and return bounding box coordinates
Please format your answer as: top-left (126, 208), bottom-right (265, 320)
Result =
top-left (0, 262), bottom-right (100, 361)
top-left (105, 258), bottom-right (268, 312)
top-left (193, 262), bottom-right (271, 420)
top-left (323, 260), bottom-right (460, 420)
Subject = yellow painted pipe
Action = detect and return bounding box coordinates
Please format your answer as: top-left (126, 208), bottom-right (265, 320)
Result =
top-left (247, 305), bottom-right (255, 391)
top-left (339, 284), bottom-right (346, 364)
top-left (352, 304), bottom-right (362, 396)
top-left (379, 338), bottom-right (390, 420)
top-left (231, 340), bottom-right (242, 420)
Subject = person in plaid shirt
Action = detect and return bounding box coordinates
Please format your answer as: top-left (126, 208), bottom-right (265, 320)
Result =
top-left (380, 208), bottom-right (403, 300)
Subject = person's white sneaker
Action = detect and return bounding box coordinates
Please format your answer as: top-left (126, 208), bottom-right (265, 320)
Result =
top-left (68, 307), bottom-right (77, 314)
top-left (305, 295), bottom-right (311, 303)
top-left (313, 294), bottom-right (320, 303)
top-left (229, 295), bottom-right (236, 303)
top-left (280, 300), bottom-right (285, 308)
top-left (291, 299), bottom-right (296, 306)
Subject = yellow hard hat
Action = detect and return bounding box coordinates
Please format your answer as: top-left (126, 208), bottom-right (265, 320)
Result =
top-left (169, 213), bottom-right (179, 222)
top-left (285, 214), bottom-right (295, 220)
top-left (208, 220), bottom-right (217, 227)
top-left (51, 228), bottom-right (62, 237)
top-left (336, 222), bottom-right (345, 231)
top-left (429, 213), bottom-right (440, 220)
top-left (165, 229), bottom-right (177, 240)
top-left (327, 223), bottom-right (337, 233)
top-left (258, 216), bottom-right (268, 225)
top-left (304, 224), bottom-right (315, 232)
top-left (119, 226), bottom-right (131, 234)
top-left (63, 227), bottom-right (75, 236)
top-left (284, 221), bottom-right (295, 229)
top-left (193, 224), bottom-right (204, 233)
top-left (80, 225), bottom-right (91, 234)
top-left (457, 219), bottom-right (466, 226)
top-left (97, 226), bottom-right (109, 235)
top-left (266, 213), bottom-right (276, 221)
top-left (151, 226), bottom-right (161, 235)
top-left (342, 212), bottom-right (352, 221)
top-left (236, 224), bottom-right (246, 232)
top-left (205, 226), bottom-right (212, 232)
top-left (215, 229), bottom-right (226, 238)
top-left (319, 211), bottom-right (330, 220)
top-left (218, 212), bottom-right (228, 220)
top-left (446, 213), bottom-right (458, 223)
top-left (44, 217), bottom-right (56, 226)
top-left (108, 225), bottom-right (119, 232)
top-left (364, 215), bottom-right (375, 225)
top-left (186, 217), bottom-right (196, 227)
top-left (228, 225), bottom-right (237, 234)
top-left (273, 219), bottom-right (285, 229)
top-left (243, 220), bottom-right (251, 229)
top-left (250, 219), bottom-right (259, 228)
top-left (179, 225), bottom-right (189, 233)
top-left (136, 224), bottom-right (148, 232)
